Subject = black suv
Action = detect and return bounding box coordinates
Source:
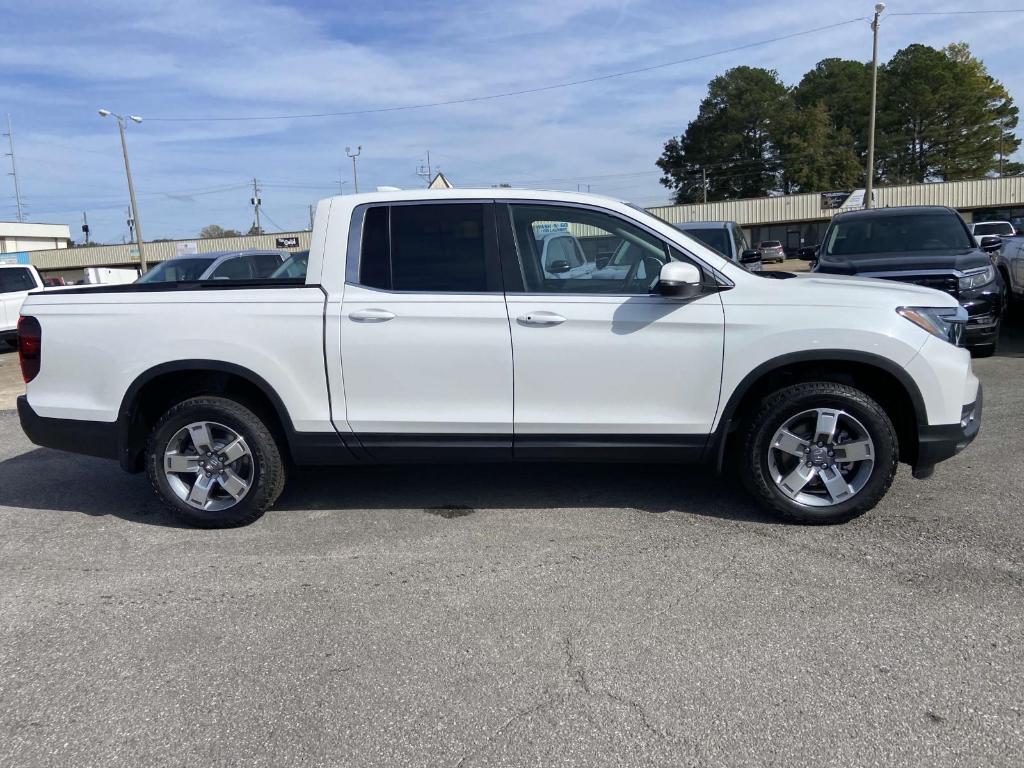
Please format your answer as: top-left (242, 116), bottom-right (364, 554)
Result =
top-left (813, 206), bottom-right (1005, 356)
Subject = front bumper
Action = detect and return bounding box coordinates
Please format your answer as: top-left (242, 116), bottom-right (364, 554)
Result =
top-left (913, 385), bottom-right (982, 478)
top-left (17, 396), bottom-right (118, 461)
top-left (961, 282), bottom-right (1004, 347)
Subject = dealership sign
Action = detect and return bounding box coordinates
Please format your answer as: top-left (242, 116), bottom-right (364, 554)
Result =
top-left (821, 189), bottom-right (873, 210)
top-left (276, 236), bottom-right (300, 248)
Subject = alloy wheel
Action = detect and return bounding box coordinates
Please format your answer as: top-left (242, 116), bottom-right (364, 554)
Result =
top-left (766, 408), bottom-right (875, 507)
top-left (163, 421), bottom-right (254, 511)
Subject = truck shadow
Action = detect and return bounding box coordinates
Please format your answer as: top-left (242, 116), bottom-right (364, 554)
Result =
top-left (994, 308), bottom-right (1024, 358)
top-left (0, 448), bottom-right (774, 527)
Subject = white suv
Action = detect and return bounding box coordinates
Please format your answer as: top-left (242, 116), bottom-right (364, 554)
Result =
top-left (16, 189), bottom-right (981, 528)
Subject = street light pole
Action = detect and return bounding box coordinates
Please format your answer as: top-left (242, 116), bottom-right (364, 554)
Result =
top-left (100, 109), bottom-right (147, 271)
top-left (346, 145), bottom-right (362, 194)
top-left (864, 3), bottom-right (885, 210)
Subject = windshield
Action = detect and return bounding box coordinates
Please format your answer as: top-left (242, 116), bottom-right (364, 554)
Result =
top-left (974, 222), bottom-right (1013, 236)
top-left (271, 251), bottom-right (309, 279)
top-left (681, 228), bottom-right (728, 257)
top-left (824, 214), bottom-right (973, 256)
top-left (136, 258), bottom-right (213, 283)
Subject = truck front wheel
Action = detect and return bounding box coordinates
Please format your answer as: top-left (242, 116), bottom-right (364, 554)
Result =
top-left (145, 396), bottom-right (285, 528)
top-left (741, 382), bottom-right (899, 524)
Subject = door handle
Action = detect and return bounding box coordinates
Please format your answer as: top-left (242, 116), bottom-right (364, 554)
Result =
top-left (349, 308), bottom-right (396, 323)
top-left (517, 311), bottom-right (566, 327)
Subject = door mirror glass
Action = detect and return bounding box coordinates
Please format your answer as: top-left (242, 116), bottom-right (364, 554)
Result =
top-left (740, 249), bottom-right (762, 264)
top-left (657, 261), bottom-right (702, 298)
top-left (796, 244), bottom-right (819, 260)
top-left (547, 259), bottom-right (571, 274)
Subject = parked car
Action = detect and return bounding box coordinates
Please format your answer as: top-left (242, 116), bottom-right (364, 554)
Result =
top-left (813, 206), bottom-right (1005, 356)
top-left (135, 250), bottom-right (287, 284)
top-left (673, 221), bottom-right (762, 271)
top-left (757, 240), bottom-right (786, 263)
top-left (0, 264), bottom-right (44, 349)
top-left (18, 189), bottom-right (980, 528)
top-left (971, 220), bottom-right (1016, 238)
top-left (539, 231), bottom-right (595, 279)
top-left (993, 237), bottom-right (1024, 306)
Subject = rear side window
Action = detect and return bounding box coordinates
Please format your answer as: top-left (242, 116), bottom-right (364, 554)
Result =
top-left (355, 203), bottom-right (491, 292)
top-left (0, 268), bottom-right (37, 293)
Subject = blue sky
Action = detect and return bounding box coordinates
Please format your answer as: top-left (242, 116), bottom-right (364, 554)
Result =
top-left (1, 0), bottom-right (1020, 242)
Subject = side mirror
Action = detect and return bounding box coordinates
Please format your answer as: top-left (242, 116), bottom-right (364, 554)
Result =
top-left (547, 259), bottom-right (570, 274)
top-left (978, 235), bottom-right (1002, 253)
top-left (740, 249), bottom-right (762, 265)
top-left (797, 245), bottom-right (819, 260)
top-left (657, 261), bottom-right (703, 298)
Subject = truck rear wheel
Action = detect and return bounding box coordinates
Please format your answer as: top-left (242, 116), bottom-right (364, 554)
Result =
top-left (145, 396), bottom-right (285, 528)
top-left (740, 382), bottom-right (899, 524)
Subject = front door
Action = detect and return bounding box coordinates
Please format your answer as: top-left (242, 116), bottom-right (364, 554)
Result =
top-left (499, 202), bottom-right (725, 461)
top-left (339, 201), bottom-right (513, 460)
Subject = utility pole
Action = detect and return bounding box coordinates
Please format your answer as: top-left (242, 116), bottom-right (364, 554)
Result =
top-left (250, 177), bottom-right (262, 234)
top-left (4, 114), bottom-right (25, 222)
top-left (335, 168), bottom-right (348, 195)
top-left (82, 212), bottom-right (90, 245)
top-left (576, 183), bottom-right (591, 193)
top-left (127, 207), bottom-right (135, 244)
top-left (702, 168), bottom-right (708, 204)
top-left (99, 110), bottom-right (147, 270)
top-left (308, 204), bottom-right (315, 231)
top-left (346, 145), bottom-right (362, 193)
top-left (416, 150), bottom-right (433, 186)
top-left (864, 3), bottom-right (885, 210)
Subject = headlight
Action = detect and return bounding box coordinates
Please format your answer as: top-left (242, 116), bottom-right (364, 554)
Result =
top-left (897, 306), bottom-right (968, 346)
top-left (958, 265), bottom-right (995, 291)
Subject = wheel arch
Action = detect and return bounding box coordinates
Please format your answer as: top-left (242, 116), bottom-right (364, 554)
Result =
top-left (116, 360), bottom-right (297, 473)
top-left (707, 350), bottom-right (927, 470)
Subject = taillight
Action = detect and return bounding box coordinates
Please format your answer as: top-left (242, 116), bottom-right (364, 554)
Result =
top-left (17, 316), bottom-right (41, 383)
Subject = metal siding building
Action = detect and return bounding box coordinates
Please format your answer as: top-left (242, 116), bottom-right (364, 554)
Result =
top-left (648, 177), bottom-right (1024, 226)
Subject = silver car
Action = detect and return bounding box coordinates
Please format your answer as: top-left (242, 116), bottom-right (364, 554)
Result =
top-left (136, 250), bottom-right (288, 284)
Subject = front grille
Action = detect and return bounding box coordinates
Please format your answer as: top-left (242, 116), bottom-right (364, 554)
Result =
top-left (875, 273), bottom-right (959, 296)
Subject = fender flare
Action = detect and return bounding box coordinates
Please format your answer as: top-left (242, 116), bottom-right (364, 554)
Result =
top-left (705, 349), bottom-right (927, 468)
top-left (116, 359), bottom-right (298, 472)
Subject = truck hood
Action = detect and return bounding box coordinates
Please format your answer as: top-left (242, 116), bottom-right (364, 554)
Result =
top-left (779, 271), bottom-right (960, 309)
top-left (814, 248), bottom-right (989, 275)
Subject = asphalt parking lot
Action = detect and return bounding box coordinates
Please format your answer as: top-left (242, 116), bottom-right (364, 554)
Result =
top-left (1, 322), bottom-right (1022, 767)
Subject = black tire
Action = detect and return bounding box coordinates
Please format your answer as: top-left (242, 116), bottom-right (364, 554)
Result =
top-left (741, 382), bottom-right (899, 524)
top-left (145, 396), bottom-right (285, 528)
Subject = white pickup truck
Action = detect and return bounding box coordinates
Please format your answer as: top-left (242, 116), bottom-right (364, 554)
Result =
top-left (16, 189), bottom-right (981, 528)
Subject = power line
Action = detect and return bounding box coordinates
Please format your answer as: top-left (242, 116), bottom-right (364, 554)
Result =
top-left (145, 17), bottom-right (869, 123)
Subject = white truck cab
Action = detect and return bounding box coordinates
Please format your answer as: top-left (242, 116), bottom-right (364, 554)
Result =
top-left (16, 189), bottom-right (981, 528)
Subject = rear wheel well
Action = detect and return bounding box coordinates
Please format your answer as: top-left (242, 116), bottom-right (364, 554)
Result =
top-left (722, 360), bottom-right (920, 465)
top-left (121, 369), bottom-right (290, 472)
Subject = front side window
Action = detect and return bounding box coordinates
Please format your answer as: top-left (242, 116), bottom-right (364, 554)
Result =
top-left (249, 253), bottom-right (284, 277)
top-left (0, 268), bottom-right (36, 293)
top-left (355, 203), bottom-right (490, 292)
top-left (210, 256), bottom-right (255, 280)
top-left (508, 204), bottom-right (676, 294)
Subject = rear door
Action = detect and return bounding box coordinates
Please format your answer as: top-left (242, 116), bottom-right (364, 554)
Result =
top-left (338, 201), bottom-right (514, 459)
top-left (499, 202), bottom-right (725, 460)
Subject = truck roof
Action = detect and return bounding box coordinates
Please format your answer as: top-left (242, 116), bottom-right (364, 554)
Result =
top-left (831, 205), bottom-right (957, 220)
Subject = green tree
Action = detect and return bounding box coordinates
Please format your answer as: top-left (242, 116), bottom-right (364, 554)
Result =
top-left (876, 43), bottom-right (1021, 182)
top-left (200, 224), bottom-right (242, 239)
top-left (775, 103), bottom-right (862, 193)
top-left (657, 66), bottom-right (791, 203)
